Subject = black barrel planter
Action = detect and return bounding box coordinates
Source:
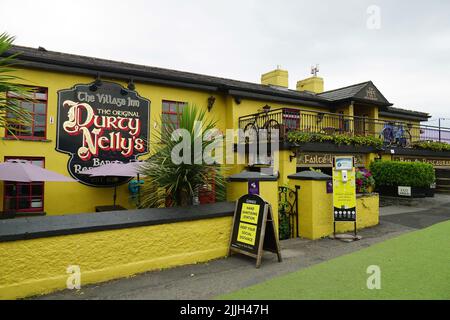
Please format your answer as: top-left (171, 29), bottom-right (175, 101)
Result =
top-left (376, 185), bottom-right (435, 198)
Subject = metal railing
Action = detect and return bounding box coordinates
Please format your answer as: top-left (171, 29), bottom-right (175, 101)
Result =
top-left (238, 108), bottom-right (450, 146)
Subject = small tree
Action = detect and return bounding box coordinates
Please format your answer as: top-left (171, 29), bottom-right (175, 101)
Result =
top-left (140, 104), bottom-right (226, 207)
top-left (0, 32), bottom-right (33, 135)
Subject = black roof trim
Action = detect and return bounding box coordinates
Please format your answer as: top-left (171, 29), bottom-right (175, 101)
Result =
top-left (379, 106), bottom-right (430, 122)
top-left (17, 59), bottom-right (219, 92)
top-left (288, 171), bottom-right (331, 181)
top-left (6, 45), bottom-right (329, 105)
top-left (384, 106), bottom-right (430, 118)
top-left (227, 171), bottom-right (279, 182)
top-left (229, 89), bottom-right (329, 108)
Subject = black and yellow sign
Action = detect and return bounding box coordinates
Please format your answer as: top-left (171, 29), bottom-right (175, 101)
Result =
top-left (229, 194), bottom-right (282, 268)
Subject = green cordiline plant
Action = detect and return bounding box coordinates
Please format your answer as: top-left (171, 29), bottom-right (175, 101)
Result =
top-left (140, 104), bottom-right (226, 207)
top-left (0, 32), bottom-right (33, 135)
top-left (369, 160), bottom-right (435, 188)
top-left (287, 131), bottom-right (384, 149)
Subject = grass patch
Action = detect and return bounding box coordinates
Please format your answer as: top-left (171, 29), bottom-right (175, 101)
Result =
top-left (219, 221), bottom-right (450, 300)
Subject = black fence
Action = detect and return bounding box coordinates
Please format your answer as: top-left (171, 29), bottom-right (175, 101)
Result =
top-left (238, 108), bottom-right (450, 146)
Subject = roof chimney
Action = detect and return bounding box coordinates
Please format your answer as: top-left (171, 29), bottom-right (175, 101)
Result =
top-left (296, 65), bottom-right (324, 93)
top-left (261, 67), bottom-right (288, 88)
top-left (296, 77), bottom-right (324, 93)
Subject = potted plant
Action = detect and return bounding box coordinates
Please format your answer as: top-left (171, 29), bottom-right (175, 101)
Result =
top-left (140, 104), bottom-right (226, 207)
top-left (355, 168), bottom-right (375, 194)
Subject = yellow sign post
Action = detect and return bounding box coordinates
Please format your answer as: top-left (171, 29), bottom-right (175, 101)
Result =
top-left (332, 156), bottom-right (357, 238)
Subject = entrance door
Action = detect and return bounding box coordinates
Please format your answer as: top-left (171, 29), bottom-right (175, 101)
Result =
top-left (354, 115), bottom-right (368, 136)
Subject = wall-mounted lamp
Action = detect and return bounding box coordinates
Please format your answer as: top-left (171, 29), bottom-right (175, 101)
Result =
top-left (263, 104), bottom-right (271, 114)
top-left (89, 75), bottom-right (103, 92)
top-left (317, 112), bottom-right (325, 123)
top-left (120, 88), bottom-right (128, 96)
top-left (234, 97), bottom-right (242, 105)
top-left (289, 150), bottom-right (297, 162)
top-left (128, 79), bottom-right (135, 91)
top-left (207, 96), bottom-right (216, 112)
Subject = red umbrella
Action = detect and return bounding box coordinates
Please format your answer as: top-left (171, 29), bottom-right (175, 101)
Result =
top-left (0, 159), bottom-right (74, 182)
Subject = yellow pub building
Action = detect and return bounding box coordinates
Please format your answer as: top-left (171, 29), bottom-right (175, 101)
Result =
top-left (0, 45), bottom-right (449, 217)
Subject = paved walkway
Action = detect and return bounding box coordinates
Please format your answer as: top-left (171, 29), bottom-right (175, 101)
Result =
top-left (34, 195), bottom-right (450, 300)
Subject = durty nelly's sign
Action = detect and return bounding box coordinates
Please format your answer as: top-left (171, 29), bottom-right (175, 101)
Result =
top-left (56, 81), bottom-right (150, 186)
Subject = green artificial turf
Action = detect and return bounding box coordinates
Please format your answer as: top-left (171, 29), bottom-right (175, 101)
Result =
top-left (219, 220), bottom-right (450, 300)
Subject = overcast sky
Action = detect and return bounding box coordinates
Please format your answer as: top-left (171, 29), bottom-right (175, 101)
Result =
top-left (2, 0), bottom-right (449, 125)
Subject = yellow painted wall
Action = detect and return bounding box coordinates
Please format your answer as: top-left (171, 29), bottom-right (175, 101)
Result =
top-left (261, 69), bottom-right (288, 88)
top-left (365, 152), bottom-right (379, 168)
top-left (277, 150), bottom-right (297, 186)
top-left (0, 216), bottom-right (232, 300)
top-left (0, 67), bottom-right (228, 215)
top-left (337, 195), bottom-right (379, 233)
top-left (227, 180), bottom-right (279, 231)
top-left (296, 76), bottom-right (324, 93)
top-left (289, 178), bottom-right (379, 240)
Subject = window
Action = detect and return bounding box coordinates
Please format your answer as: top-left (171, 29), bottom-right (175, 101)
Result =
top-left (6, 87), bottom-right (48, 139)
top-left (3, 157), bottom-right (45, 213)
top-left (162, 100), bottom-right (186, 130)
top-left (283, 108), bottom-right (300, 130)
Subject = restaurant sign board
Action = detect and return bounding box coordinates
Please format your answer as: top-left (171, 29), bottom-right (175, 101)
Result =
top-left (298, 153), bottom-right (365, 168)
top-left (56, 81), bottom-right (150, 187)
top-left (392, 156), bottom-right (450, 168)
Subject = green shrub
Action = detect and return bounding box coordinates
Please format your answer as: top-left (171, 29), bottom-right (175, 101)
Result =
top-left (369, 161), bottom-right (435, 188)
top-left (411, 140), bottom-right (450, 152)
top-left (287, 132), bottom-right (384, 149)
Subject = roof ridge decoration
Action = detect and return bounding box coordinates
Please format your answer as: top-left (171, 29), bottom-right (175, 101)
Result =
top-left (318, 80), bottom-right (391, 106)
top-left (353, 81), bottom-right (391, 105)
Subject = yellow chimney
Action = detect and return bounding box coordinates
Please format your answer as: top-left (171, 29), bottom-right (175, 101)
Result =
top-left (261, 68), bottom-right (289, 88)
top-left (296, 76), bottom-right (324, 93)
